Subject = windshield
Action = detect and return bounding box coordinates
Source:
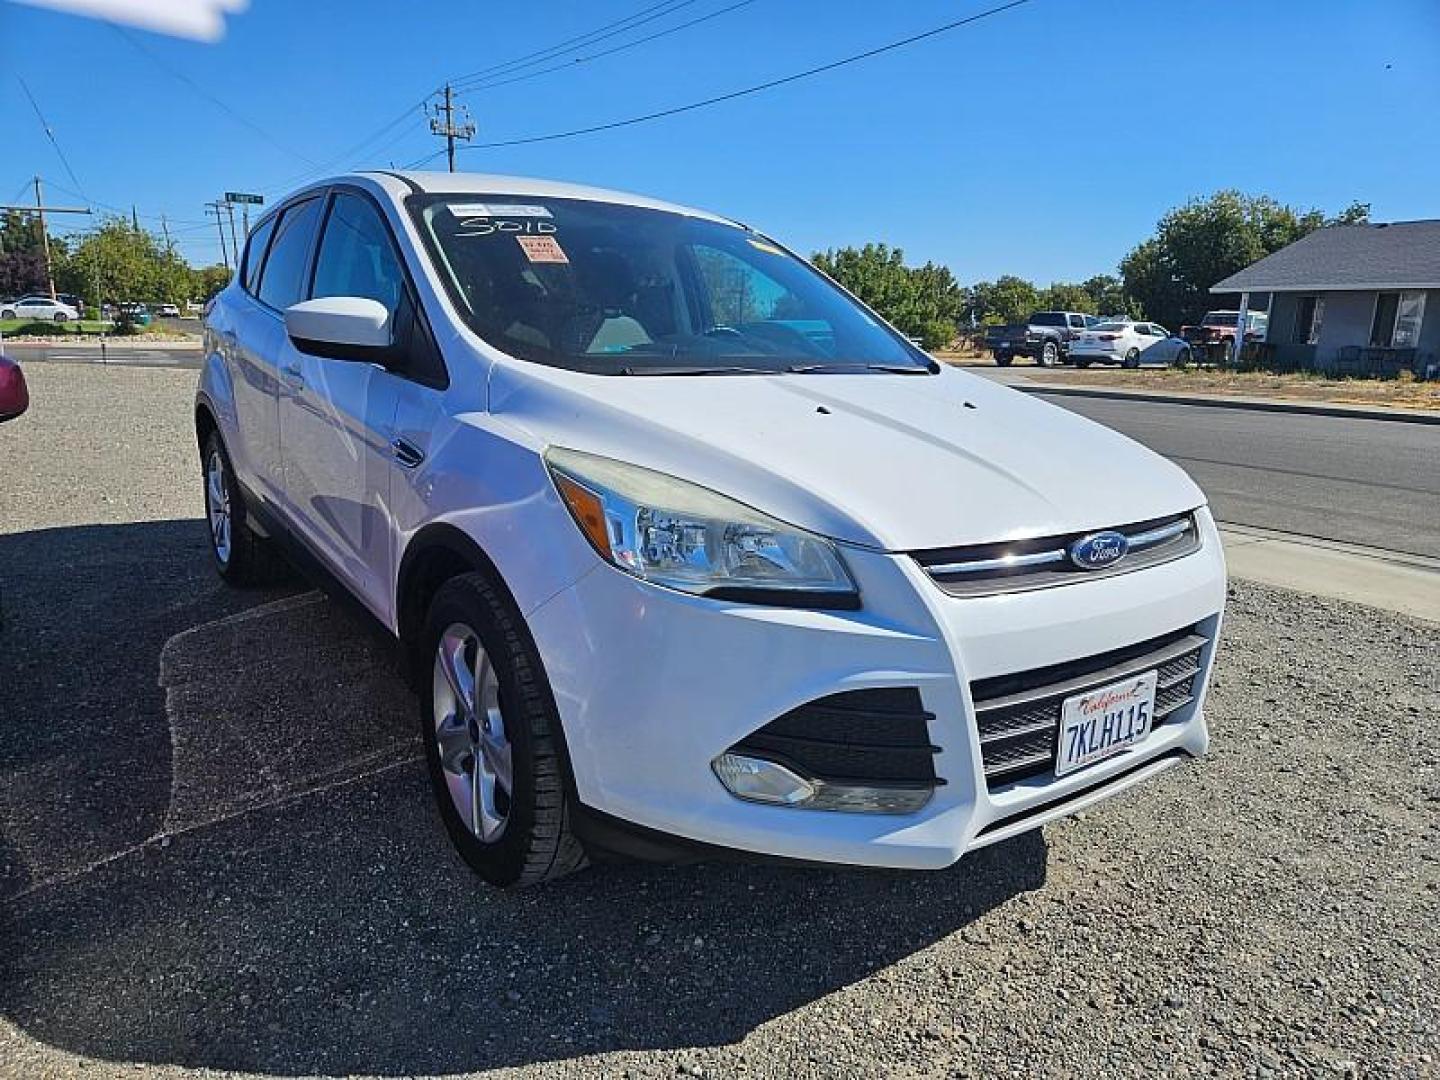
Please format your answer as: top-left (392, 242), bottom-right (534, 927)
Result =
top-left (411, 195), bottom-right (931, 375)
top-left (1202, 312), bottom-right (1238, 326)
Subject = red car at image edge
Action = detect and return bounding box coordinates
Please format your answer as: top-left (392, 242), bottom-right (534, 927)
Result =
top-left (0, 354), bottom-right (29, 422)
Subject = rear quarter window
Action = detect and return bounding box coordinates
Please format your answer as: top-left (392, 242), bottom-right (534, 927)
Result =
top-left (242, 216), bottom-right (277, 296)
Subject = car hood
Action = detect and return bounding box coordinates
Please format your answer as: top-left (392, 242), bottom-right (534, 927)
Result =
top-left (489, 363), bottom-right (1205, 551)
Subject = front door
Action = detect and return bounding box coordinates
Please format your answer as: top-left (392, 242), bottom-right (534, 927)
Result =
top-left (278, 189), bottom-right (413, 622)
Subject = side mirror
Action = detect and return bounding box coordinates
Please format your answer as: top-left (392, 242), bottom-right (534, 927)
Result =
top-left (285, 297), bottom-right (393, 361)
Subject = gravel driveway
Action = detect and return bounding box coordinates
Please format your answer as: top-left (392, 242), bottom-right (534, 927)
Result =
top-left (1, 365), bottom-right (1436, 1078)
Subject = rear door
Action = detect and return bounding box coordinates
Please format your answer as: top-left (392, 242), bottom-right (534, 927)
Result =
top-left (229, 197), bottom-right (324, 503)
top-left (277, 187), bottom-right (423, 621)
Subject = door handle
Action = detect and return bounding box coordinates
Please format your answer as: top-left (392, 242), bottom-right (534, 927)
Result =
top-left (280, 361), bottom-right (305, 387)
top-left (391, 437), bottom-right (424, 468)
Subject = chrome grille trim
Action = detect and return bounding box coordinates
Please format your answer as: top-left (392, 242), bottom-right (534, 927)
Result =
top-left (913, 512), bottom-right (1200, 598)
top-left (970, 627), bottom-right (1208, 788)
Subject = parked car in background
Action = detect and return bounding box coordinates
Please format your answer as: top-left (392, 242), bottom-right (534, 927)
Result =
top-left (116, 302), bottom-right (152, 327)
top-left (1071, 321), bottom-right (1192, 368)
top-left (0, 295), bottom-right (80, 322)
top-left (56, 292), bottom-right (86, 318)
top-left (985, 311), bottom-right (1095, 366)
top-left (197, 171), bottom-right (1225, 888)
top-left (0, 354), bottom-right (29, 421)
top-left (1180, 310), bottom-right (1268, 352)
top-left (157, 302), bottom-right (181, 318)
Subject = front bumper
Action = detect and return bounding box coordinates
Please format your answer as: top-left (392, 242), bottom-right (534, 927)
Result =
top-left (527, 509), bottom-right (1227, 869)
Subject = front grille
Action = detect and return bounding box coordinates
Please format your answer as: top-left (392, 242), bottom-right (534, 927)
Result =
top-left (970, 627), bottom-right (1206, 788)
top-left (730, 688), bottom-right (941, 787)
top-left (912, 512), bottom-right (1200, 598)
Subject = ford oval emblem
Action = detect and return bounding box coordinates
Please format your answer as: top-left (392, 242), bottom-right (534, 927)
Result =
top-left (1069, 530), bottom-right (1129, 570)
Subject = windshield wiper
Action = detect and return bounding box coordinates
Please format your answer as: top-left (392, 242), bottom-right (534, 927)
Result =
top-left (614, 365), bottom-right (781, 376)
top-left (785, 362), bottom-right (934, 375)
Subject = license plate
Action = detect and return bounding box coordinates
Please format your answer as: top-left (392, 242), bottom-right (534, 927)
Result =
top-left (1055, 670), bottom-right (1157, 777)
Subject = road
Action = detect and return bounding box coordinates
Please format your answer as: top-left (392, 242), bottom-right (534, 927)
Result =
top-left (1031, 393), bottom-right (1440, 559)
top-left (5, 346), bottom-right (1435, 556)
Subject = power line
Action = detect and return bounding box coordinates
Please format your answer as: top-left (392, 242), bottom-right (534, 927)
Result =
top-left (112, 25), bottom-right (320, 168)
top-left (449, 0), bottom-right (701, 89)
top-left (460, 0), bottom-right (1033, 152)
top-left (453, 0), bottom-right (760, 97)
top-left (16, 76), bottom-right (87, 197)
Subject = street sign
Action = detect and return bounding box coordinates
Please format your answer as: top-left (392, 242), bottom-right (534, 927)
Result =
top-left (225, 192), bottom-right (264, 205)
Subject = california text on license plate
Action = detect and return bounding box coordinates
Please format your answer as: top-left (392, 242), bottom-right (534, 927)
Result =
top-left (1055, 670), bottom-right (1158, 777)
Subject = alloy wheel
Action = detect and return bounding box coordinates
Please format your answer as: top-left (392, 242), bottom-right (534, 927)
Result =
top-left (432, 622), bottom-right (513, 842)
top-left (205, 449), bottom-right (232, 564)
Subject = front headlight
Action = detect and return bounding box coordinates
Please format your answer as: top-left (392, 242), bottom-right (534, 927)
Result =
top-left (545, 447), bottom-right (858, 608)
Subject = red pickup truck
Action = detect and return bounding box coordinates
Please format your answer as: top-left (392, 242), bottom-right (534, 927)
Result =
top-left (1180, 310), bottom-right (1268, 351)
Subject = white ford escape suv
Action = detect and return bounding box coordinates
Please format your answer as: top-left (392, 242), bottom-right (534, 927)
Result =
top-left (197, 172), bottom-right (1226, 887)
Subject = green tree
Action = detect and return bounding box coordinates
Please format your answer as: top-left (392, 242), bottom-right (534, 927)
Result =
top-left (195, 264), bottom-right (231, 301)
top-left (0, 209), bottom-right (49, 298)
top-left (1037, 282), bottom-right (1094, 314)
top-left (1120, 190), bottom-right (1369, 330)
top-left (1079, 274), bottom-right (1142, 319)
top-left (54, 216), bottom-right (196, 311)
top-left (968, 275), bottom-right (1040, 326)
top-left (811, 243), bottom-right (963, 349)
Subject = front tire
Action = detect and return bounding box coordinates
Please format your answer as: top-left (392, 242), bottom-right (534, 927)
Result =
top-left (1039, 340), bottom-right (1059, 367)
top-left (994, 352), bottom-right (1012, 367)
top-left (420, 572), bottom-right (587, 888)
top-left (1075, 356), bottom-right (1092, 368)
top-left (0, 310), bottom-right (15, 320)
top-left (1123, 348), bottom-right (1141, 369)
top-left (54, 312), bottom-right (69, 323)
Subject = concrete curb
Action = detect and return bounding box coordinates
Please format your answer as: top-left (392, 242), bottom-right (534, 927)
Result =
top-left (1018, 382), bottom-right (1440, 426)
top-left (1217, 525), bottom-right (1439, 624)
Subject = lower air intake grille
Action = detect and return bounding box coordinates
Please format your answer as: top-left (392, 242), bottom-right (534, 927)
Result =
top-left (970, 627), bottom-right (1206, 789)
top-left (731, 688), bottom-right (940, 787)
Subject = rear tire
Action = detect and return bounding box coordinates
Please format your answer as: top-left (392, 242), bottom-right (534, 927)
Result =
top-left (1173, 347), bottom-right (1192, 368)
top-left (1076, 357), bottom-right (1092, 369)
top-left (420, 572), bottom-right (588, 888)
top-left (1, 310), bottom-right (15, 320)
top-left (994, 352), bottom-right (1012, 367)
top-left (1123, 348), bottom-right (1141, 369)
top-left (202, 431), bottom-right (283, 586)
top-left (53, 312), bottom-right (69, 323)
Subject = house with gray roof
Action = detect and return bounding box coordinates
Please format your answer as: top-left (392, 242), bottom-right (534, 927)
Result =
top-left (1212, 219), bottom-right (1440, 377)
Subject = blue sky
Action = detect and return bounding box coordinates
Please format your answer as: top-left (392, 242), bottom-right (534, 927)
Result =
top-left (2, 0), bottom-right (1437, 282)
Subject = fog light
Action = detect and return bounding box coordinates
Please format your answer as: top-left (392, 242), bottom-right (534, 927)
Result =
top-left (712, 753), bottom-right (815, 805)
top-left (712, 753), bottom-right (935, 814)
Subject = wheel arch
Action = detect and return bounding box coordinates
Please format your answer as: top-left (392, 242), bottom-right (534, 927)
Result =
top-left (396, 523), bottom-right (521, 672)
top-left (194, 396), bottom-right (220, 456)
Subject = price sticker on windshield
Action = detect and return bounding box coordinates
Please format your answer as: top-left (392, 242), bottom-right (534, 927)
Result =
top-left (517, 235), bottom-right (569, 264)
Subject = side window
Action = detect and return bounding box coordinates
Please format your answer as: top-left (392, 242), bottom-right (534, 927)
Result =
top-left (312, 192), bottom-right (405, 315)
top-left (242, 215), bottom-right (277, 295)
top-left (1152, 325), bottom-right (1168, 338)
top-left (256, 197), bottom-right (323, 312)
top-left (1068, 314), bottom-right (1086, 329)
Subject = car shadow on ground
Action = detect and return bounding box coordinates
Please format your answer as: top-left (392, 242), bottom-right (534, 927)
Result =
top-left (0, 519), bottom-right (1048, 1076)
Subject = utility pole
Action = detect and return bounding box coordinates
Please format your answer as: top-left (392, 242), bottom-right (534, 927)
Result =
top-left (205, 202), bottom-right (232, 271)
top-left (224, 201), bottom-right (240, 264)
top-left (37, 177), bottom-right (56, 299)
top-left (160, 213), bottom-right (173, 253)
top-left (428, 83), bottom-right (475, 172)
top-left (0, 177), bottom-right (91, 301)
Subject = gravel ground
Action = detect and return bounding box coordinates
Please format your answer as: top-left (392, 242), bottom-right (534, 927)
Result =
top-left (1, 365), bottom-right (1437, 1078)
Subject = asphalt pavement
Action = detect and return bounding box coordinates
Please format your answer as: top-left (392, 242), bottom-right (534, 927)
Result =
top-left (1026, 393), bottom-right (1440, 559)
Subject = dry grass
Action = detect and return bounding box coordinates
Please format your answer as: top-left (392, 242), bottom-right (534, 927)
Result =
top-left (940, 357), bottom-right (1440, 412)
